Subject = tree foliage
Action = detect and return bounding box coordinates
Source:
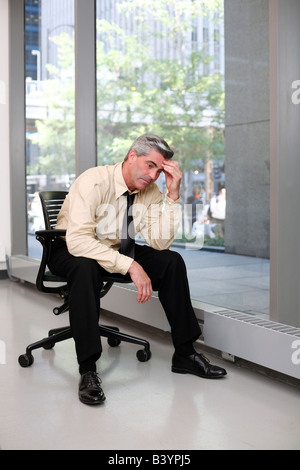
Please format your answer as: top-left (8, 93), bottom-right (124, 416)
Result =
top-left (29, 0), bottom-right (225, 200)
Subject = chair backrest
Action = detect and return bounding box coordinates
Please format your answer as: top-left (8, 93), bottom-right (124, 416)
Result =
top-left (39, 191), bottom-right (68, 230)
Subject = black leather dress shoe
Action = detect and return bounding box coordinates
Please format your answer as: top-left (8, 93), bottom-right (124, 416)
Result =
top-left (78, 371), bottom-right (106, 405)
top-left (172, 352), bottom-right (227, 379)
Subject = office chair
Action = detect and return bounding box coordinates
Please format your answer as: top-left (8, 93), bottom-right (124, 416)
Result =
top-left (18, 191), bottom-right (151, 368)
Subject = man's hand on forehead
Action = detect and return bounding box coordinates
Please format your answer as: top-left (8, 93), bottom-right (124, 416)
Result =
top-left (161, 160), bottom-right (182, 201)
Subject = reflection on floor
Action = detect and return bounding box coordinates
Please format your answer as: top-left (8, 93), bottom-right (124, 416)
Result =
top-left (1, 278), bottom-right (299, 451)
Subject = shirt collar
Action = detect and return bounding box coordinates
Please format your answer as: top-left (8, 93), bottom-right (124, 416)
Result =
top-left (114, 162), bottom-right (140, 199)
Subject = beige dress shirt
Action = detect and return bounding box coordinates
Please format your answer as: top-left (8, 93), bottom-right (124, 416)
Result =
top-left (56, 162), bottom-right (181, 275)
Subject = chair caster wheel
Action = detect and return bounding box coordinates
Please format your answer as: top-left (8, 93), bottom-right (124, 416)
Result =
top-left (136, 349), bottom-right (151, 362)
top-left (18, 353), bottom-right (34, 367)
top-left (107, 337), bottom-right (121, 347)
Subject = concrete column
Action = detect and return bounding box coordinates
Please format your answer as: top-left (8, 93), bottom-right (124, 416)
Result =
top-left (9, 0), bottom-right (27, 255)
top-left (0, 0), bottom-right (10, 265)
top-left (269, 0), bottom-right (300, 327)
top-left (224, 0), bottom-right (270, 258)
top-left (75, 0), bottom-right (97, 175)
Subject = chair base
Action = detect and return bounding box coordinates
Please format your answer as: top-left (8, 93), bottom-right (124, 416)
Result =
top-left (18, 324), bottom-right (151, 368)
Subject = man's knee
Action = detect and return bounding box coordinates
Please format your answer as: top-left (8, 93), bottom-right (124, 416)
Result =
top-left (69, 257), bottom-right (100, 281)
top-left (161, 250), bottom-right (187, 272)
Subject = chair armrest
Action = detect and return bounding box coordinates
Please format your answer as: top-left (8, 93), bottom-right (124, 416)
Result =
top-left (35, 229), bottom-right (66, 294)
top-left (36, 229), bottom-right (66, 240)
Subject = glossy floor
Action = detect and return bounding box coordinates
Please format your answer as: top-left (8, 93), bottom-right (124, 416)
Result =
top-left (0, 278), bottom-right (299, 450)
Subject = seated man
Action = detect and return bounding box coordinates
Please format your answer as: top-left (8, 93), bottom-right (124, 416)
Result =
top-left (48, 133), bottom-right (226, 406)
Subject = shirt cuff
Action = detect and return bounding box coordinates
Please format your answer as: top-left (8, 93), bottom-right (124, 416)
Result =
top-left (120, 255), bottom-right (134, 275)
top-left (165, 195), bottom-right (180, 206)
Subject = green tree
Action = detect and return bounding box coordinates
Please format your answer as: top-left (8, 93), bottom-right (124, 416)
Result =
top-left (28, 33), bottom-right (75, 180)
top-left (96, 0), bottom-right (225, 216)
top-left (29, 0), bottom-right (224, 220)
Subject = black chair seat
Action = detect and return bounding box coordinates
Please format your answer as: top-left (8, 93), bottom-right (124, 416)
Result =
top-left (43, 271), bottom-right (67, 283)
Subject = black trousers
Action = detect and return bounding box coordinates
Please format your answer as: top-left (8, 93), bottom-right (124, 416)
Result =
top-left (48, 240), bottom-right (201, 369)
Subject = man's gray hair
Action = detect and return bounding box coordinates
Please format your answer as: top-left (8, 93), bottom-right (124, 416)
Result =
top-left (124, 134), bottom-right (174, 161)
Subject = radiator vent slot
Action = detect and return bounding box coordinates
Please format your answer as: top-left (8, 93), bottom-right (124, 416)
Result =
top-left (214, 310), bottom-right (300, 336)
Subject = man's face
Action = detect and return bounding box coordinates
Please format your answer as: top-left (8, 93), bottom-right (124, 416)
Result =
top-left (126, 148), bottom-right (166, 191)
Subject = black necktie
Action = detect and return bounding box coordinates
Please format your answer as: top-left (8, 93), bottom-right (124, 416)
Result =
top-left (120, 191), bottom-right (135, 258)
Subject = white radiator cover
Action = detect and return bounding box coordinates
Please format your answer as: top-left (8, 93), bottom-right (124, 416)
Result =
top-left (204, 310), bottom-right (300, 380)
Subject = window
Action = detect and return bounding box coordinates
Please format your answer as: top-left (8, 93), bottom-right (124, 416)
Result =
top-left (25, 0), bottom-right (75, 258)
top-left (95, 0), bottom-right (270, 318)
top-left (10, 0), bottom-right (300, 328)
top-left (96, 0), bottom-right (225, 247)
